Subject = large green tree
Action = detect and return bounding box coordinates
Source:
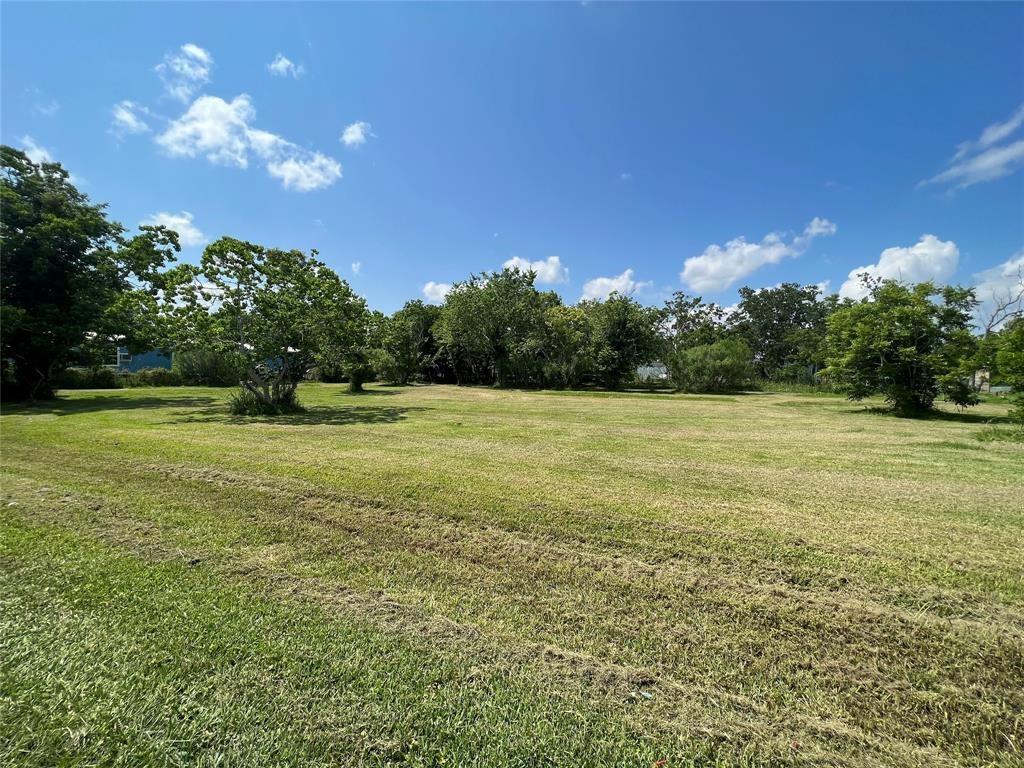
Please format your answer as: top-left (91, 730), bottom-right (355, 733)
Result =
top-left (375, 300), bottom-right (441, 385)
top-left (583, 294), bottom-right (662, 390)
top-left (435, 268), bottom-right (558, 387)
top-left (165, 237), bottom-right (368, 410)
top-left (1, 146), bottom-right (179, 399)
top-left (822, 279), bottom-right (979, 416)
top-left (729, 282), bottom-right (839, 381)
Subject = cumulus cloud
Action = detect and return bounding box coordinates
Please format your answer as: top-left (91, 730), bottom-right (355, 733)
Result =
top-left (681, 217), bottom-right (836, 293)
top-left (140, 211), bottom-right (207, 247)
top-left (838, 235), bottom-right (959, 300)
top-left (422, 281), bottom-right (452, 304)
top-left (351, 261), bottom-right (361, 275)
top-left (267, 53), bottom-right (304, 79)
top-left (110, 100), bottom-right (151, 138)
top-left (972, 250), bottom-right (1024, 331)
top-left (19, 135), bottom-right (53, 164)
top-left (157, 94), bottom-right (254, 167)
top-left (503, 255), bottom-right (569, 284)
top-left (156, 95), bottom-right (341, 191)
top-left (157, 43), bottom-right (213, 102)
top-left (923, 103), bottom-right (1024, 189)
top-left (341, 121), bottom-right (373, 147)
top-left (581, 268), bottom-right (652, 301)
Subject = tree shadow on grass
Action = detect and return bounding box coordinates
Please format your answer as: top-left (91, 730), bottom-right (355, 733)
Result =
top-left (846, 405), bottom-right (1014, 425)
top-left (1, 395), bottom-right (221, 417)
top-left (172, 404), bottom-right (430, 427)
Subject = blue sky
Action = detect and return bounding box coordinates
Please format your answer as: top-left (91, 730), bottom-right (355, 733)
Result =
top-left (3, 2), bottom-right (1023, 320)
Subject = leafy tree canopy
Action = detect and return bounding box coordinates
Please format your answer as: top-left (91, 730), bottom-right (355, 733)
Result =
top-left (823, 279), bottom-right (979, 416)
top-left (164, 236), bottom-right (368, 408)
top-left (1, 146), bottom-right (179, 399)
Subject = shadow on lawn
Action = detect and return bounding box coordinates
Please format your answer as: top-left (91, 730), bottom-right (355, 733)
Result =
top-left (848, 405), bottom-right (1014, 425)
top-left (174, 404), bottom-right (430, 427)
top-left (2, 395), bottom-right (220, 417)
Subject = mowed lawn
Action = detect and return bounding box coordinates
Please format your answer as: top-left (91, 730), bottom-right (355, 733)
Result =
top-left (1, 384), bottom-right (1022, 767)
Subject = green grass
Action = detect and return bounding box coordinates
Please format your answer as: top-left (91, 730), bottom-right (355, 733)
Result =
top-left (2, 384), bottom-right (1022, 767)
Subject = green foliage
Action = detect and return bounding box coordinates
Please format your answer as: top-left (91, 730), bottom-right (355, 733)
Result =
top-left (0, 146), bottom-right (179, 400)
top-left (823, 279), bottom-right (979, 416)
top-left (123, 368), bottom-right (182, 388)
top-left (435, 268), bottom-right (561, 387)
top-left (730, 282), bottom-right (840, 381)
top-left (539, 304), bottom-right (594, 388)
top-left (584, 294), bottom-right (662, 390)
top-left (667, 338), bottom-right (754, 393)
top-left (662, 292), bottom-right (726, 351)
top-left (228, 387), bottom-right (303, 416)
top-left (172, 348), bottom-right (247, 387)
top-left (164, 237), bottom-right (369, 409)
top-left (993, 318), bottom-right (1024, 424)
top-left (55, 367), bottom-right (123, 390)
top-left (375, 301), bottom-right (442, 385)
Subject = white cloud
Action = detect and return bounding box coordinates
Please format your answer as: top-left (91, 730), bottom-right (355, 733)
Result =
top-left (341, 121), bottom-right (373, 147)
top-left (422, 281), bottom-right (452, 303)
top-left (155, 95), bottom-right (342, 191)
top-left (140, 211), bottom-right (207, 247)
top-left (110, 100), bottom-right (151, 138)
top-left (157, 94), bottom-right (254, 167)
top-left (925, 140), bottom-right (1024, 189)
top-left (267, 53), bottom-right (304, 79)
top-left (351, 261), bottom-right (361, 275)
top-left (681, 217), bottom-right (836, 293)
top-left (815, 280), bottom-right (832, 295)
top-left (264, 152), bottom-right (342, 192)
top-left (581, 268), bottom-right (651, 301)
top-left (619, 172), bottom-right (632, 181)
top-left (972, 250), bottom-right (1024, 331)
top-left (503, 255), bottom-right (569, 284)
top-left (924, 103), bottom-right (1024, 189)
top-left (19, 135), bottom-right (53, 164)
top-left (157, 43), bottom-right (213, 102)
top-left (838, 234), bottom-right (959, 300)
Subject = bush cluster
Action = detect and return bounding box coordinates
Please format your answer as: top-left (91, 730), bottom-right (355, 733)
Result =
top-left (229, 388), bottom-right (304, 416)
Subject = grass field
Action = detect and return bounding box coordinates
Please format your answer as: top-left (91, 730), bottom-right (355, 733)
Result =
top-left (2, 384), bottom-right (1022, 767)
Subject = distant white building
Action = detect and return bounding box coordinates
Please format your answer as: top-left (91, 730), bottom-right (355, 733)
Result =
top-left (636, 362), bottom-right (669, 383)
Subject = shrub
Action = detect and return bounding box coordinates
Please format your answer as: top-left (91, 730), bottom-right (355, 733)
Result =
top-left (173, 349), bottom-right (247, 387)
top-left (124, 367), bottom-right (182, 387)
top-left (229, 388), bottom-right (304, 416)
top-left (56, 367), bottom-right (123, 390)
top-left (668, 339), bottom-right (754, 393)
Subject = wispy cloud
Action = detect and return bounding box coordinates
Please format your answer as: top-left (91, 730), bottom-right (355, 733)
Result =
top-left (351, 261), bottom-right (362, 275)
top-left (110, 101), bottom-right (152, 138)
top-left (27, 88), bottom-right (59, 117)
top-left (156, 43), bottom-right (213, 103)
top-left (922, 103), bottom-right (1024, 189)
top-left (681, 218), bottom-right (836, 293)
top-left (267, 53), bottom-right (304, 79)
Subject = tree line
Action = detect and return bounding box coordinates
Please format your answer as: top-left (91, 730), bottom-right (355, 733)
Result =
top-left (3, 146), bottom-right (1022, 419)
